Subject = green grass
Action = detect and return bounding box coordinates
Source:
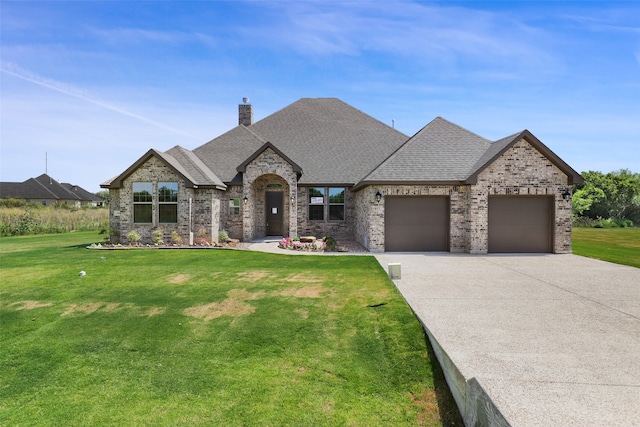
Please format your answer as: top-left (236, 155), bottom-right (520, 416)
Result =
top-left (0, 232), bottom-right (461, 426)
top-left (572, 227), bottom-right (640, 268)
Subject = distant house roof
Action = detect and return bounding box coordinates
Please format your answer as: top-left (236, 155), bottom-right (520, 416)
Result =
top-left (0, 174), bottom-right (101, 202)
top-left (61, 183), bottom-right (103, 202)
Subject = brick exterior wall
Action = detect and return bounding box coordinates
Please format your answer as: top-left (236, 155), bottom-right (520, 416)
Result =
top-left (353, 138), bottom-right (572, 253)
top-left (241, 148), bottom-right (298, 241)
top-left (296, 187), bottom-right (355, 239)
top-left (108, 156), bottom-right (225, 245)
top-left (108, 138), bottom-right (572, 253)
top-left (470, 138), bottom-right (572, 253)
top-left (221, 185), bottom-right (244, 240)
top-left (354, 185), bottom-right (466, 253)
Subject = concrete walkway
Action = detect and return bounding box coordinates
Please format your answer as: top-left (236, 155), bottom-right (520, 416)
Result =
top-left (374, 253), bottom-right (640, 426)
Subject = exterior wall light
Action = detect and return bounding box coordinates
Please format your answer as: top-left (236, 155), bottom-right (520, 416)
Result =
top-left (375, 191), bottom-right (382, 203)
top-left (291, 195), bottom-right (295, 205)
top-left (561, 189), bottom-right (572, 201)
top-left (243, 196), bottom-right (248, 205)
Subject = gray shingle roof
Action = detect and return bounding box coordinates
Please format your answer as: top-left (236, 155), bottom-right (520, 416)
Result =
top-left (61, 183), bottom-right (103, 202)
top-left (102, 98), bottom-right (582, 190)
top-left (357, 118), bottom-right (583, 188)
top-left (193, 125), bottom-right (268, 184)
top-left (102, 149), bottom-right (226, 189)
top-left (0, 174), bottom-right (98, 202)
top-left (194, 98), bottom-right (408, 184)
top-left (164, 146), bottom-right (226, 188)
top-left (358, 117), bottom-right (492, 185)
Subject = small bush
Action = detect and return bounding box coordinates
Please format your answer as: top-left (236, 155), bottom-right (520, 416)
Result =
top-left (152, 229), bottom-right (164, 245)
top-left (127, 230), bottom-right (141, 245)
top-left (171, 231), bottom-right (182, 245)
top-left (195, 227), bottom-right (208, 245)
top-left (323, 236), bottom-right (337, 251)
top-left (218, 230), bottom-right (229, 243)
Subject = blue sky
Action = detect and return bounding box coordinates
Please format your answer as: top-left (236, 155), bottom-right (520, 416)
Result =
top-left (2, 1), bottom-right (639, 193)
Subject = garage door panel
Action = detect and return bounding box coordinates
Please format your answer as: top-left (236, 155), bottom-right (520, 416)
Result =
top-left (489, 197), bottom-right (552, 253)
top-left (385, 197), bottom-right (449, 252)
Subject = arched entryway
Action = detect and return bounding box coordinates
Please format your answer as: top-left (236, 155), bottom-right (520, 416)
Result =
top-left (244, 174), bottom-right (297, 240)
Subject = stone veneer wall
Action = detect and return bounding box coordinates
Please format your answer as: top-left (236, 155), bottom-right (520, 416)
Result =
top-left (241, 148), bottom-right (298, 241)
top-left (191, 188), bottom-right (222, 244)
top-left (355, 185), bottom-right (467, 253)
top-left (110, 157), bottom-right (188, 244)
top-left (295, 187), bottom-right (355, 239)
top-left (221, 185), bottom-right (244, 240)
top-left (469, 138), bottom-right (572, 253)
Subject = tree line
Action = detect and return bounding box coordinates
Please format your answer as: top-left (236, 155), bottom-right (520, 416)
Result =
top-left (573, 169), bottom-right (640, 227)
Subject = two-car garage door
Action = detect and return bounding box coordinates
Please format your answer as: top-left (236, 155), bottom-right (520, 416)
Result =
top-left (384, 195), bottom-right (553, 253)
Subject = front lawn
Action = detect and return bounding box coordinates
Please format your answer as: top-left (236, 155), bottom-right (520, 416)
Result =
top-left (572, 227), bottom-right (640, 268)
top-left (0, 232), bottom-right (461, 426)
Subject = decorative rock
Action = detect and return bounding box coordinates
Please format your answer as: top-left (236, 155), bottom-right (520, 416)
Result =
top-left (300, 236), bottom-right (316, 243)
top-left (227, 238), bottom-right (240, 248)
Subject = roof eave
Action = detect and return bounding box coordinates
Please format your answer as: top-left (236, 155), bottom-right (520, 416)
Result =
top-left (352, 180), bottom-right (467, 192)
top-left (103, 149), bottom-right (199, 189)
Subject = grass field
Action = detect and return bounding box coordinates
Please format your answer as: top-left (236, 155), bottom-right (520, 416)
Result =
top-left (572, 227), bottom-right (640, 268)
top-left (0, 232), bottom-right (462, 426)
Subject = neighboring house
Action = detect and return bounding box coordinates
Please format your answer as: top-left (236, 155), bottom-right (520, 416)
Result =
top-left (102, 98), bottom-right (583, 253)
top-left (0, 174), bottom-right (103, 207)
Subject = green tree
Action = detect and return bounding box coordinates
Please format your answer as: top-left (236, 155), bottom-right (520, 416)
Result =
top-left (574, 169), bottom-right (640, 224)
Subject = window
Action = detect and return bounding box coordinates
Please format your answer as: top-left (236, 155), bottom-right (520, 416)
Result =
top-left (229, 198), bottom-right (241, 215)
top-left (329, 188), bottom-right (345, 221)
top-left (308, 187), bottom-right (346, 221)
top-left (308, 187), bottom-right (325, 221)
top-left (158, 182), bottom-right (178, 223)
top-left (133, 182), bottom-right (153, 223)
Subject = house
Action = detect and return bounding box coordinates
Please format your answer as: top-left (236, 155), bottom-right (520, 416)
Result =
top-left (101, 98), bottom-right (583, 253)
top-left (0, 174), bottom-right (103, 207)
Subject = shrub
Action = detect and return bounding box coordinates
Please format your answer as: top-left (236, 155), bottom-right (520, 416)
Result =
top-left (152, 229), bottom-right (164, 245)
top-left (127, 230), bottom-right (141, 245)
top-left (218, 230), bottom-right (229, 243)
top-left (323, 236), bottom-right (337, 251)
top-left (171, 231), bottom-right (182, 245)
top-left (196, 227), bottom-right (208, 245)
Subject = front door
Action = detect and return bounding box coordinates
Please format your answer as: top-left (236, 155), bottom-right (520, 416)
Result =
top-left (266, 192), bottom-right (284, 236)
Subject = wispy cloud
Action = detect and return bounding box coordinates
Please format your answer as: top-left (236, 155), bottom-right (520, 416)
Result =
top-left (247, 2), bottom-right (554, 69)
top-left (0, 62), bottom-right (196, 138)
top-left (90, 27), bottom-right (219, 49)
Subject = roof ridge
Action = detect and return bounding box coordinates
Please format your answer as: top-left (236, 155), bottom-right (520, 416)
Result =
top-left (432, 116), bottom-right (492, 142)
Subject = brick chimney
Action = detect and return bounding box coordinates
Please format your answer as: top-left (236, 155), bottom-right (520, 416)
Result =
top-left (238, 97), bottom-right (253, 126)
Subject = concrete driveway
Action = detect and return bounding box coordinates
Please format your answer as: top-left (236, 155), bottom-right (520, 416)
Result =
top-left (374, 253), bottom-right (640, 427)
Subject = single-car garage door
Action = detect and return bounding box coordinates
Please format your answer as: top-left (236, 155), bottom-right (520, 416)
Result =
top-left (488, 196), bottom-right (553, 253)
top-left (385, 196), bottom-right (449, 252)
